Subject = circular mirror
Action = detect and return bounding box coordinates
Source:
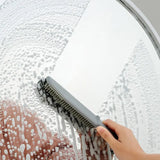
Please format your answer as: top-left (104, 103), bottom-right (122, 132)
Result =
top-left (0, 0), bottom-right (159, 159)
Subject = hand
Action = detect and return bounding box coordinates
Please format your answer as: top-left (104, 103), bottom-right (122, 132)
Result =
top-left (96, 119), bottom-right (145, 160)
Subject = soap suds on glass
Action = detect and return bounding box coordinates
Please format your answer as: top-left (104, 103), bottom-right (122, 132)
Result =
top-left (0, 0), bottom-right (92, 159)
top-left (99, 41), bottom-right (160, 154)
top-left (0, 0), bottom-right (160, 159)
top-left (0, 0), bottom-right (113, 159)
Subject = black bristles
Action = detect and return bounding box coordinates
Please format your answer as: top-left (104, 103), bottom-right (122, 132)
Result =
top-left (37, 78), bottom-right (94, 133)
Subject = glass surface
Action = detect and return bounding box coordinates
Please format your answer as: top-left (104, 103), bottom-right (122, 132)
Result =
top-left (0, 0), bottom-right (160, 159)
top-left (52, 0), bottom-right (160, 114)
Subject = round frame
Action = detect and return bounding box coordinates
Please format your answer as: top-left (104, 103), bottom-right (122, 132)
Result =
top-left (117, 0), bottom-right (160, 59)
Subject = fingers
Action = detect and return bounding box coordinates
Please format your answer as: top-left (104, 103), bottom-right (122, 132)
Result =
top-left (103, 119), bottom-right (123, 134)
top-left (96, 126), bottom-right (120, 151)
top-left (103, 119), bottom-right (121, 129)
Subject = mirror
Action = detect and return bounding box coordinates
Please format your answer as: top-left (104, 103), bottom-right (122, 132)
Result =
top-left (0, 0), bottom-right (160, 159)
top-left (52, 0), bottom-right (160, 114)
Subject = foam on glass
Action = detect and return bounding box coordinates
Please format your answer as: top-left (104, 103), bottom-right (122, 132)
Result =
top-left (0, 0), bottom-right (159, 159)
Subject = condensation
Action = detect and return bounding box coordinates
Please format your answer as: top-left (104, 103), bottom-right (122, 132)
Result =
top-left (99, 41), bottom-right (160, 158)
top-left (0, 0), bottom-right (92, 159)
top-left (0, 0), bottom-right (113, 159)
top-left (0, 0), bottom-right (160, 159)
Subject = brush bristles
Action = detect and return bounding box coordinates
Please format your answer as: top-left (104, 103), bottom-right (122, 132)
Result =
top-left (37, 78), bottom-right (94, 133)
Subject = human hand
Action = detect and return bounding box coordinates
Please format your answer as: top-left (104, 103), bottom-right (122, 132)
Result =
top-left (96, 119), bottom-right (145, 160)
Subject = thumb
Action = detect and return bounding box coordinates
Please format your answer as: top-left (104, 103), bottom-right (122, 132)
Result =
top-left (96, 126), bottom-right (120, 151)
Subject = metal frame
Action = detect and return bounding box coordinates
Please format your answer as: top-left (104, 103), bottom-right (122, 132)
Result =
top-left (117, 0), bottom-right (160, 59)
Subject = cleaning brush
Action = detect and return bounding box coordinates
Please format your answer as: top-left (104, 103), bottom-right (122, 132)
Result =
top-left (37, 76), bottom-right (118, 139)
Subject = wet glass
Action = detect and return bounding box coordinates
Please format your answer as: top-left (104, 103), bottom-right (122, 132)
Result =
top-left (0, 0), bottom-right (160, 159)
